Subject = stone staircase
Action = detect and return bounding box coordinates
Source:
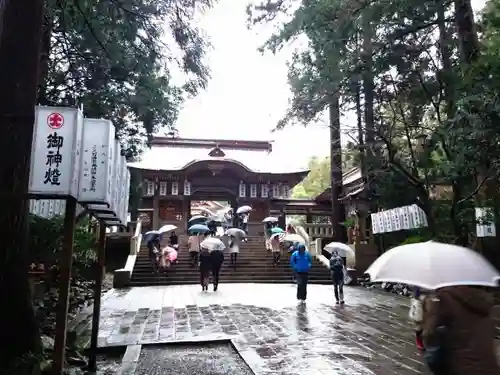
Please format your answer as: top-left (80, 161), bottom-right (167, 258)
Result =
top-left (129, 235), bottom-right (332, 286)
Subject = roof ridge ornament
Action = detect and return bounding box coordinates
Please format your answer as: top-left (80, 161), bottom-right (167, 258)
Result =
top-left (208, 145), bottom-right (226, 157)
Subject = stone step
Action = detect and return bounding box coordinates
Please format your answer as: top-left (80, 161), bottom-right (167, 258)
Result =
top-left (129, 279), bottom-right (331, 286)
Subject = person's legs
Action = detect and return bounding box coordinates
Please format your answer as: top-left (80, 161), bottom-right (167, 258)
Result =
top-left (199, 269), bottom-right (205, 290)
top-left (338, 280), bottom-right (344, 303)
top-left (272, 252), bottom-right (278, 265)
top-left (190, 251), bottom-right (196, 266)
top-left (212, 266), bottom-right (220, 291)
top-left (333, 281), bottom-right (340, 303)
top-left (296, 273), bottom-right (306, 300)
top-left (302, 272), bottom-right (309, 301)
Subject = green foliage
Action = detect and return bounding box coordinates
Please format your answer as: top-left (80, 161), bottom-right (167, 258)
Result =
top-left (292, 156), bottom-right (330, 198)
top-left (28, 214), bottom-right (97, 268)
top-left (292, 151), bottom-right (359, 199)
top-left (398, 234), bottom-right (431, 245)
top-left (42, 0), bottom-right (213, 159)
top-left (250, 0), bottom-right (500, 244)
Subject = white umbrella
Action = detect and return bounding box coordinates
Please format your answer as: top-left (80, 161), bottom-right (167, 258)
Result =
top-left (365, 241), bottom-right (500, 290)
top-left (158, 224), bottom-right (177, 234)
top-left (324, 242), bottom-right (354, 257)
top-left (236, 205), bottom-right (252, 214)
top-left (224, 228), bottom-right (246, 237)
top-left (262, 216), bottom-right (279, 223)
top-left (200, 237), bottom-right (226, 252)
top-left (280, 233), bottom-right (306, 244)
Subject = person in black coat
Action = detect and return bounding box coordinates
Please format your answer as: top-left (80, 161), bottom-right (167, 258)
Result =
top-left (199, 248), bottom-right (212, 292)
top-left (210, 250), bottom-right (224, 291)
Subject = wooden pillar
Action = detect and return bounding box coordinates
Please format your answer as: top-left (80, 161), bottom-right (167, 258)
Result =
top-left (306, 213), bottom-right (313, 223)
top-left (152, 179), bottom-right (160, 229)
top-left (182, 196), bottom-right (189, 234)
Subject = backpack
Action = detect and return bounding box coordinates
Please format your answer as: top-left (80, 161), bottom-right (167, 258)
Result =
top-left (330, 255), bottom-right (344, 277)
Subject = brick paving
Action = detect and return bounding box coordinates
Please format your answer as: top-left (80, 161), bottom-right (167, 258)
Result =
top-left (70, 284), bottom-right (433, 374)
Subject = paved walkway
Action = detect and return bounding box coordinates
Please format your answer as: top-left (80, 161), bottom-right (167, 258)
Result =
top-left (71, 284), bottom-right (428, 375)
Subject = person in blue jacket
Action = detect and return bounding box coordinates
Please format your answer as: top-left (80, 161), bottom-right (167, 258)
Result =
top-left (290, 243), bottom-right (312, 303)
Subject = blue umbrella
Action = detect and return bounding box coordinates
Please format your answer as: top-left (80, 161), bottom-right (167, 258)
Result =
top-left (271, 227), bottom-right (284, 234)
top-left (188, 215), bottom-right (208, 225)
top-left (143, 230), bottom-right (162, 243)
top-left (188, 224), bottom-right (210, 234)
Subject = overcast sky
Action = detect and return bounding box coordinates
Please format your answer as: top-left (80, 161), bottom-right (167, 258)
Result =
top-left (159, 0), bottom-right (487, 168)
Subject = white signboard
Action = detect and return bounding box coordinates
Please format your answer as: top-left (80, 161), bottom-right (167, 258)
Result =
top-left (371, 213), bottom-right (380, 234)
top-left (29, 106), bottom-right (83, 197)
top-left (171, 181), bottom-right (179, 196)
top-left (377, 211), bottom-right (385, 233)
top-left (78, 118), bottom-right (115, 207)
top-left (384, 210), bottom-right (393, 232)
top-left (391, 209), bottom-right (402, 232)
top-left (122, 169), bottom-right (131, 225)
top-left (184, 180), bottom-right (191, 196)
top-left (476, 207), bottom-right (496, 237)
top-left (118, 158), bottom-right (127, 224)
top-left (261, 184), bottom-right (269, 198)
top-left (239, 181), bottom-right (246, 198)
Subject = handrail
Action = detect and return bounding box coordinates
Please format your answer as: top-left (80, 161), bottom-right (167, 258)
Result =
top-left (129, 220), bottom-right (142, 255)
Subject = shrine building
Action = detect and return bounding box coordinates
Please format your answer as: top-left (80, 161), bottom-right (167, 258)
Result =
top-left (128, 136), bottom-right (311, 235)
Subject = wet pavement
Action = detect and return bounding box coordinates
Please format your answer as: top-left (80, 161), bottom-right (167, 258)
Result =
top-left (71, 284), bottom-right (430, 375)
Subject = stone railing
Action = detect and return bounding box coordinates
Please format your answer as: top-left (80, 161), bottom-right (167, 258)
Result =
top-left (130, 220), bottom-right (142, 255)
top-left (113, 219), bottom-right (142, 288)
top-left (303, 224), bottom-right (334, 239)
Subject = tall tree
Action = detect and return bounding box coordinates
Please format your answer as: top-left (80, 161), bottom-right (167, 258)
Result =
top-left (0, 0), bottom-right (45, 369)
top-left (0, 0), bottom-right (213, 369)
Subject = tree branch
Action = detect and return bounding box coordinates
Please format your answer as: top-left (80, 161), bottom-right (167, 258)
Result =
top-left (457, 175), bottom-right (489, 205)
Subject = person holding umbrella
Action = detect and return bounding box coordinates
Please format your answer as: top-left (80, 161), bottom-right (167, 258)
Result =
top-left (210, 247), bottom-right (224, 291)
top-left (228, 235), bottom-right (240, 266)
top-left (198, 239), bottom-right (212, 292)
top-left (329, 250), bottom-right (346, 304)
top-left (146, 232), bottom-right (162, 273)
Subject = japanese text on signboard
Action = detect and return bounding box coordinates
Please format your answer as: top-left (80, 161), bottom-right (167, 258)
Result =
top-left (90, 145), bottom-right (97, 192)
top-left (44, 133), bottom-right (64, 185)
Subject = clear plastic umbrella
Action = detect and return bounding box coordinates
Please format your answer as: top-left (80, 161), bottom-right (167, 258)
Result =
top-left (365, 241), bottom-right (500, 290)
top-left (224, 228), bottom-right (246, 237)
top-left (200, 237), bottom-right (226, 252)
top-left (280, 233), bottom-right (306, 244)
top-left (236, 205), bottom-right (252, 214)
top-left (324, 242), bottom-right (354, 257)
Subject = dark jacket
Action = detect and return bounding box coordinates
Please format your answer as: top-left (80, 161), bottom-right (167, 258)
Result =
top-left (199, 250), bottom-right (212, 271)
top-left (210, 250), bottom-right (224, 268)
top-left (169, 234), bottom-right (178, 246)
top-left (147, 235), bottom-right (161, 258)
top-left (422, 286), bottom-right (499, 375)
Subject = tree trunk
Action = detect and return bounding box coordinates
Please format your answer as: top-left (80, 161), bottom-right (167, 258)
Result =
top-left (454, 0), bottom-right (479, 64)
top-left (0, 0), bottom-right (45, 369)
top-left (329, 94), bottom-right (347, 243)
top-left (37, 10), bottom-right (52, 104)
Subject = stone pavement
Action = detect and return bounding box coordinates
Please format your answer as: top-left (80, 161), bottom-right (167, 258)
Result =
top-left (71, 284), bottom-right (429, 375)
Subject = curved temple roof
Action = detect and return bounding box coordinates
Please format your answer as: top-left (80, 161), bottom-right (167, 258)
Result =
top-left (128, 143), bottom-right (309, 175)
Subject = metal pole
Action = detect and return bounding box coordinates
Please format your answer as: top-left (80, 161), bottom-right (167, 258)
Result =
top-left (88, 222), bottom-right (106, 371)
top-left (52, 196), bottom-right (77, 375)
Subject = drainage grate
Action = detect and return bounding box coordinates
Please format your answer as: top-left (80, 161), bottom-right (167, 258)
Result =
top-left (135, 341), bottom-right (254, 375)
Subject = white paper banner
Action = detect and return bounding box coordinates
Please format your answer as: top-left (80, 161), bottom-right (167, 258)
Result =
top-left (29, 106), bottom-right (83, 197)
